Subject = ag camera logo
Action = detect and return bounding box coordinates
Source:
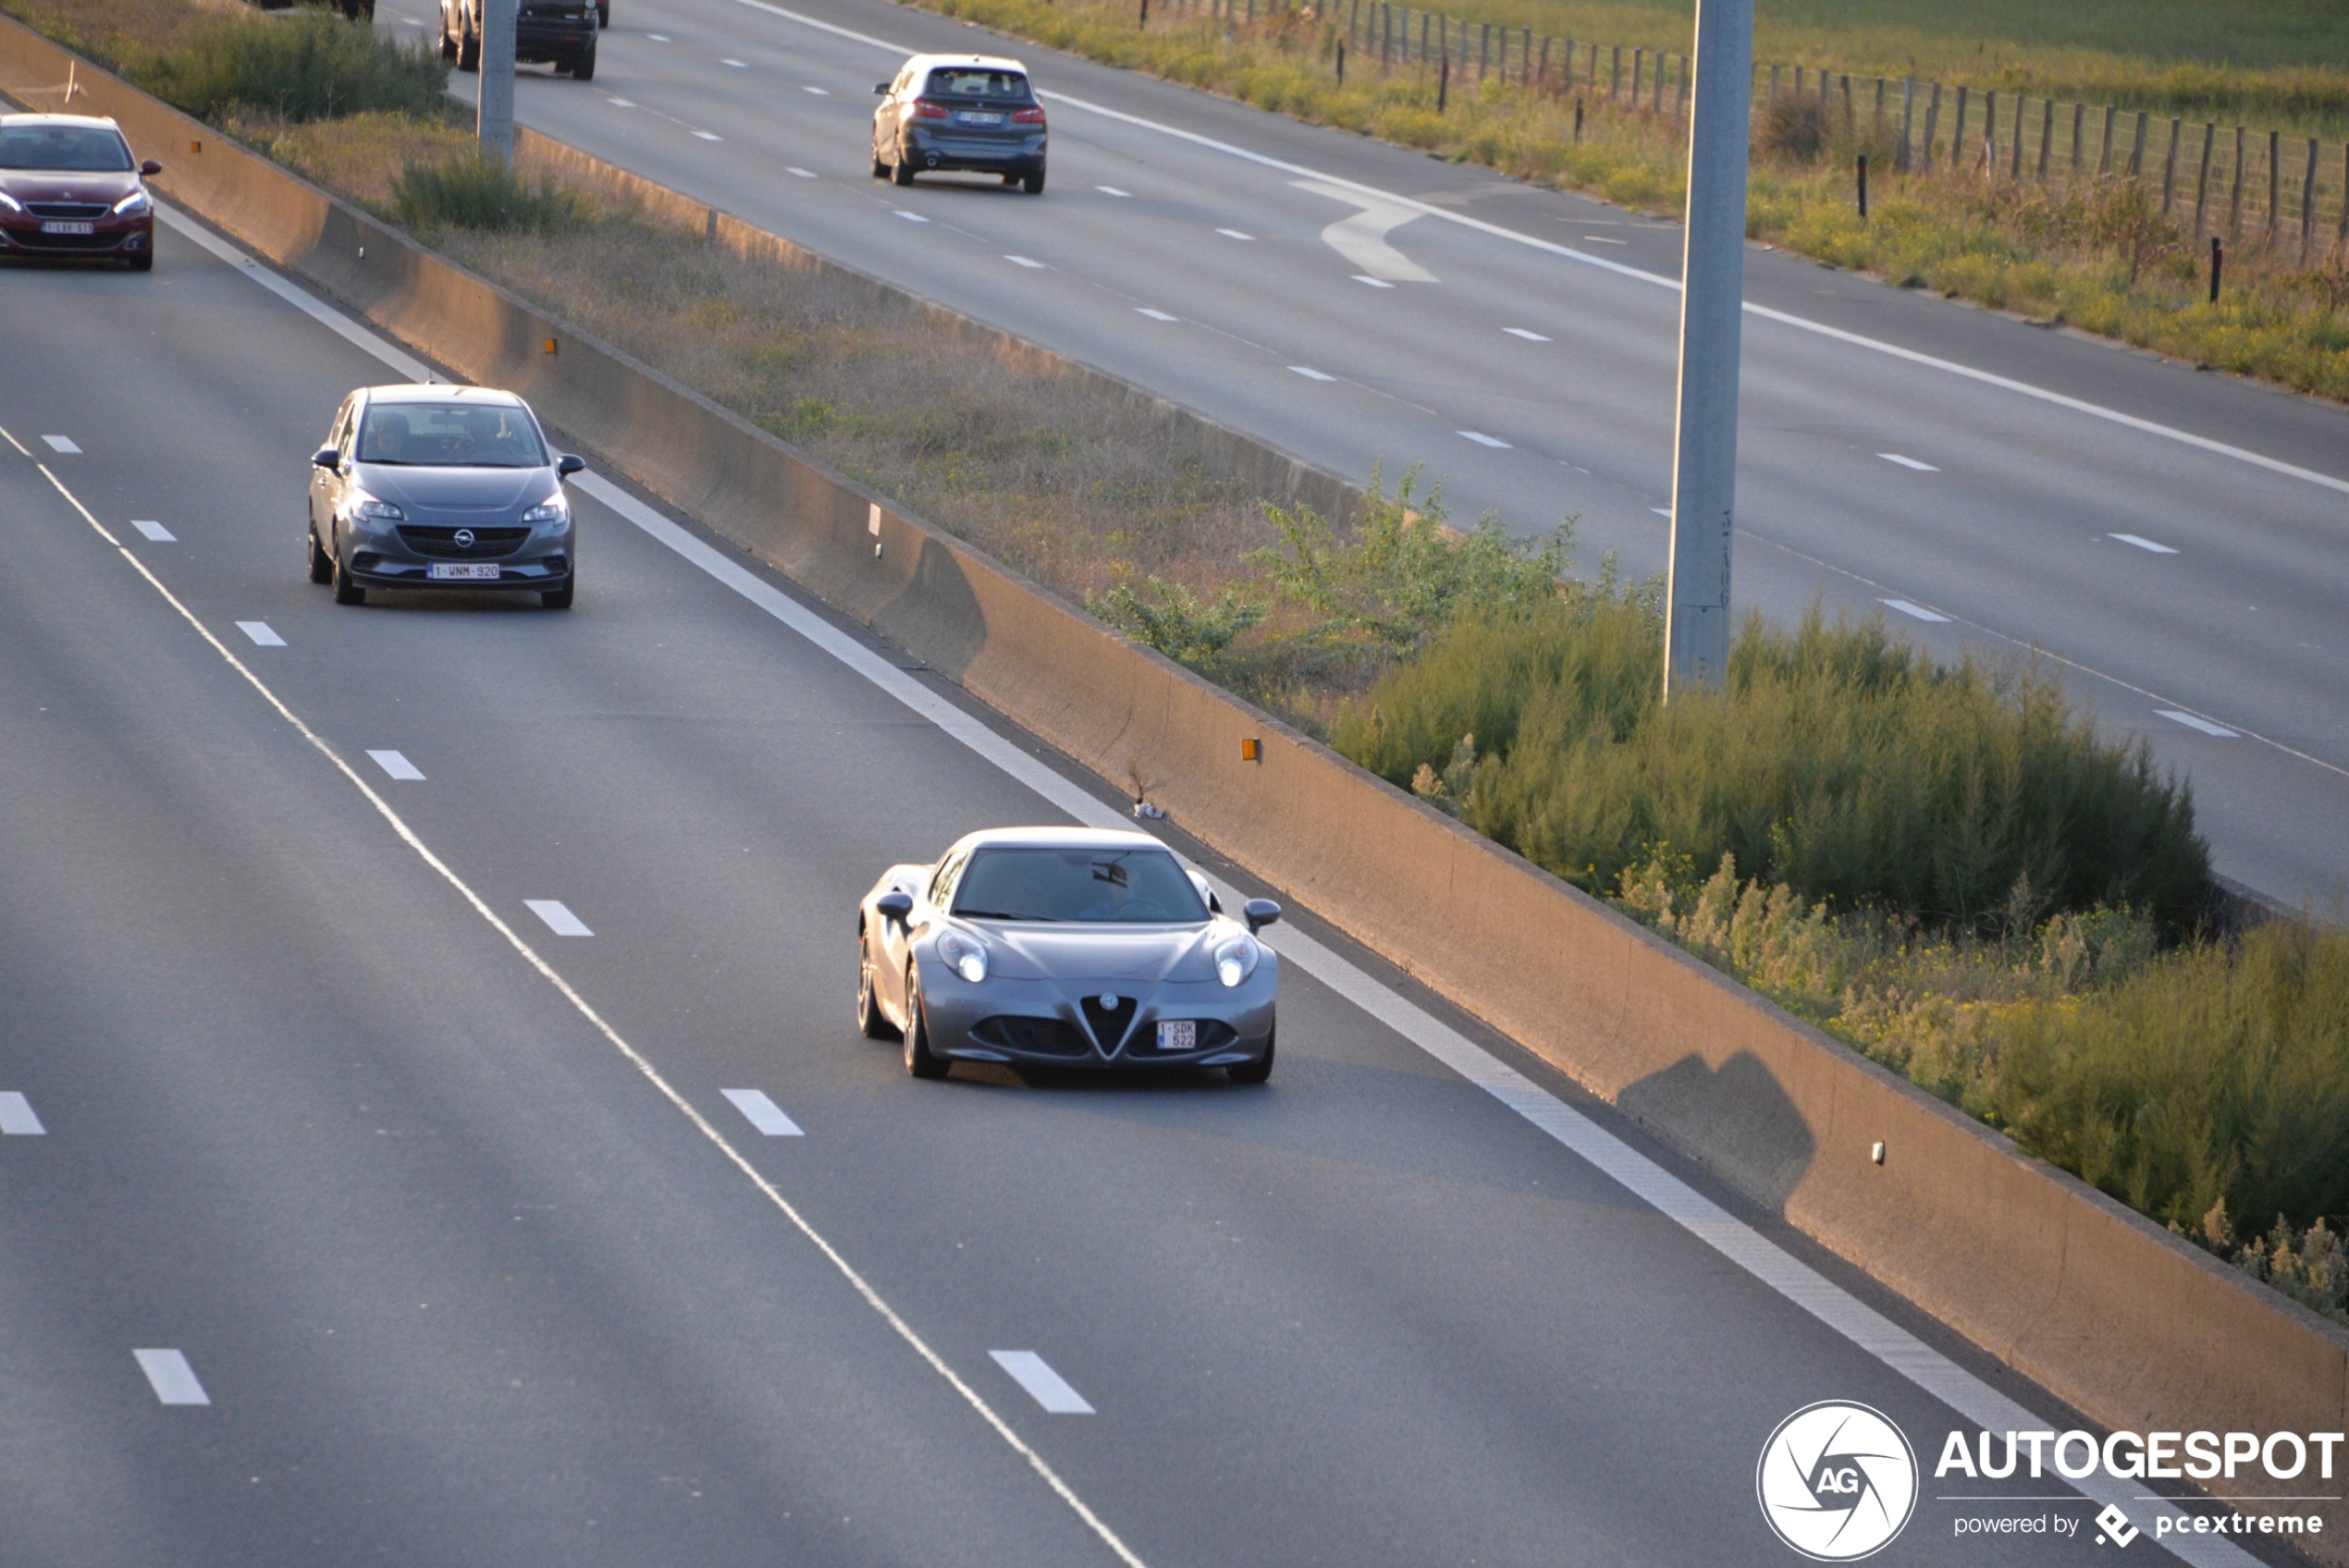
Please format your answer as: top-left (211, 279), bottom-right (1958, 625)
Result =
top-left (1757, 1401), bottom-right (1919, 1561)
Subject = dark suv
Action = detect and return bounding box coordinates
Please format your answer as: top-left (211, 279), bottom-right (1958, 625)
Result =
top-left (441, 0), bottom-right (597, 80)
top-left (872, 55), bottom-right (1046, 194)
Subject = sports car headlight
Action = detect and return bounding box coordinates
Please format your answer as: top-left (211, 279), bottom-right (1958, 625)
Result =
top-left (113, 189), bottom-right (151, 216)
top-left (1213, 934), bottom-right (1260, 988)
top-left (937, 928), bottom-right (989, 985)
top-left (522, 496), bottom-right (570, 528)
top-left (350, 495), bottom-right (404, 522)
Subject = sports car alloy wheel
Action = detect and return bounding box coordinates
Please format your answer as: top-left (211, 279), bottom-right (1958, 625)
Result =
top-left (857, 936), bottom-right (900, 1040)
top-left (903, 969), bottom-right (950, 1079)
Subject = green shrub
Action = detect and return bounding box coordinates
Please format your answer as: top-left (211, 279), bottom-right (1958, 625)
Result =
top-left (392, 154), bottom-right (596, 234)
top-left (129, 6), bottom-right (447, 123)
top-left (1337, 606), bottom-right (2213, 933)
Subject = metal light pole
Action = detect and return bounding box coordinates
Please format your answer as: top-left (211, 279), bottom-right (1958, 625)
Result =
top-left (1661, 0), bottom-right (1753, 700)
top-left (477, 0), bottom-right (518, 167)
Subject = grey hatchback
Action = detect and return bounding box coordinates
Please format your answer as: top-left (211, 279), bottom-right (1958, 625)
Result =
top-left (307, 385), bottom-right (583, 608)
top-left (871, 54), bottom-right (1046, 193)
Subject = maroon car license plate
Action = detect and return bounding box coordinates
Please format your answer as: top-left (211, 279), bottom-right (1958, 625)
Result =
top-left (427, 562), bottom-right (500, 581)
top-left (41, 220), bottom-right (95, 235)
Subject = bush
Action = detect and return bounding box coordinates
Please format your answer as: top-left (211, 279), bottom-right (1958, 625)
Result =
top-left (1336, 606), bottom-right (2213, 933)
top-left (129, 6), bottom-right (447, 123)
top-left (392, 154), bottom-right (596, 234)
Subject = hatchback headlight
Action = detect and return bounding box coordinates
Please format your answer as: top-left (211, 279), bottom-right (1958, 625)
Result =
top-left (938, 928), bottom-right (988, 985)
top-left (523, 496), bottom-right (570, 528)
top-left (350, 495), bottom-right (404, 522)
top-left (113, 189), bottom-right (151, 216)
top-left (0, 190), bottom-right (24, 215)
top-left (1213, 934), bottom-right (1260, 988)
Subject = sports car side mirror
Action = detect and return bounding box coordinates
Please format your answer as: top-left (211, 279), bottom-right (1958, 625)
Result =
top-left (876, 889), bottom-right (914, 925)
top-left (1243, 899), bottom-right (1281, 934)
top-left (312, 446), bottom-right (340, 472)
top-left (140, 159), bottom-right (164, 176)
top-left (557, 453), bottom-right (585, 476)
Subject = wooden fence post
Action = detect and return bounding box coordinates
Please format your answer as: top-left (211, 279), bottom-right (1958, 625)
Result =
top-left (2301, 137), bottom-right (2318, 262)
top-left (2337, 144), bottom-right (2349, 263)
top-left (2193, 123), bottom-right (2214, 234)
top-left (2037, 99), bottom-right (2052, 180)
top-left (1922, 81), bottom-right (1940, 169)
top-left (1899, 78), bottom-right (1913, 172)
top-left (2267, 129), bottom-right (2281, 246)
top-left (2128, 110), bottom-right (2146, 178)
top-left (1841, 73), bottom-right (1853, 132)
top-left (1631, 46), bottom-right (1642, 104)
top-left (2071, 102), bottom-right (2084, 176)
top-left (1952, 85), bottom-right (1968, 168)
top-left (2162, 118), bottom-right (2180, 212)
top-left (2098, 105), bottom-right (2115, 176)
top-left (2010, 93), bottom-right (2024, 178)
top-left (1981, 90), bottom-right (1995, 173)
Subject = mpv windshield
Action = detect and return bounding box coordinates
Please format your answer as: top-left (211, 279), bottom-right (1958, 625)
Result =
top-left (953, 848), bottom-right (1207, 924)
top-left (358, 402), bottom-right (547, 468)
top-left (924, 68), bottom-right (1029, 100)
top-left (0, 125), bottom-right (133, 171)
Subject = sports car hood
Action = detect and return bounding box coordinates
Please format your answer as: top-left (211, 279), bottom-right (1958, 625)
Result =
top-left (355, 463), bottom-right (550, 514)
top-left (979, 923), bottom-right (1215, 983)
top-left (0, 170), bottom-right (138, 204)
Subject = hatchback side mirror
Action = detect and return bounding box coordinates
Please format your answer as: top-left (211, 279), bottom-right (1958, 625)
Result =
top-left (874, 82), bottom-right (891, 95)
top-left (140, 159), bottom-right (163, 177)
top-left (1243, 899), bottom-right (1281, 934)
top-left (312, 446), bottom-right (341, 472)
top-left (557, 453), bottom-right (585, 476)
top-left (876, 889), bottom-right (914, 925)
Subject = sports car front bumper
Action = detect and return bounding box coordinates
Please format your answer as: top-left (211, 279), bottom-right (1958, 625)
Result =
top-left (920, 967), bottom-right (1275, 1070)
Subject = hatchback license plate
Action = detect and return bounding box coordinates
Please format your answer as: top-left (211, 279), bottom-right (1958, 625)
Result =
top-left (427, 562), bottom-right (500, 581)
top-left (42, 220), bottom-right (94, 235)
top-left (1156, 1020), bottom-right (1196, 1051)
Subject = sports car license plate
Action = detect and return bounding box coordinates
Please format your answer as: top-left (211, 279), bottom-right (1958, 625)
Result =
top-left (958, 111), bottom-right (1003, 126)
top-left (42, 220), bottom-right (94, 235)
top-left (1156, 1020), bottom-right (1196, 1051)
top-left (427, 562), bottom-right (500, 581)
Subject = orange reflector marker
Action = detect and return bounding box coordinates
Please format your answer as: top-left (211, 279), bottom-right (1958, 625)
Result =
top-left (1239, 738), bottom-right (1261, 762)
top-left (190, 139), bottom-right (202, 153)
top-left (544, 337), bottom-right (558, 355)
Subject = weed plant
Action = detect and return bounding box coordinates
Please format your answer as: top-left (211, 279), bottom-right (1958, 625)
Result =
top-left (392, 153), bottom-right (596, 235)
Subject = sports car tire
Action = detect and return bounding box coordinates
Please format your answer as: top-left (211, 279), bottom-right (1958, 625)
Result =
top-left (857, 935), bottom-right (901, 1040)
top-left (1227, 1024), bottom-right (1274, 1084)
top-left (903, 970), bottom-right (950, 1079)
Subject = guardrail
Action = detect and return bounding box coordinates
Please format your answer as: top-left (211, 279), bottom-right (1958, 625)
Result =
top-left (4, 18), bottom-right (2343, 1556)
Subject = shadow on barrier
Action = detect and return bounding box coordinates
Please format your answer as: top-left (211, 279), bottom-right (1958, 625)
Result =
top-left (1618, 1050), bottom-right (1815, 1212)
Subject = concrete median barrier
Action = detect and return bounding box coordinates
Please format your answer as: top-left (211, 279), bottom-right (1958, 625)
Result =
top-left (6, 18), bottom-right (2341, 1552)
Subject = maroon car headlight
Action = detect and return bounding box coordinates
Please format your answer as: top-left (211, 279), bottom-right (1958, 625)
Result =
top-left (0, 190), bottom-right (23, 216)
top-left (112, 190), bottom-right (151, 217)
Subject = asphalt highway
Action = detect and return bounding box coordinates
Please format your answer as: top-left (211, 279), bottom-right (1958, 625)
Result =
top-left (0, 207), bottom-right (2275, 1565)
top-left (374, 0), bottom-right (2349, 911)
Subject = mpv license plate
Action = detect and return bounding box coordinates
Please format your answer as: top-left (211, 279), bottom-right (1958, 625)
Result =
top-left (959, 111), bottom-right (1003, 126)
top-left (427, 562), bottom-right (500, 581)
top-left (1156, 1020), bottom-right (1196, 1051)
top-left (42, 221), bottom-right (94, 235)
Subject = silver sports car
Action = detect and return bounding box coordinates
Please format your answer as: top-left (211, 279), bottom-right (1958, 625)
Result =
top-left (856, 827), bottom-right (1281, 1082)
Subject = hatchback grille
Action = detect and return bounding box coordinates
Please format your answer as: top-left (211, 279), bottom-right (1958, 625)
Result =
top-left (10, 230), bottom-right (114, 250)
top-left (973, 1016), bottom-right (1094, 1058)
top-left (27, 202), bottom-right (108, 218)
top-left (1078, 994), bottom-right (1138, 1054)
top-left (397, 525), bottom-right (530, 559)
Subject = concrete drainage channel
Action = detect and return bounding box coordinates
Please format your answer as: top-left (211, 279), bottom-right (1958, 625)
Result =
top-left (3, 17), bottom-right (2342, 1557)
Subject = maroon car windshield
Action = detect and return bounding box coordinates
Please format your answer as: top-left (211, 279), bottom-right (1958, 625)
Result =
top-left (0, 125), bottom-right (133, 171)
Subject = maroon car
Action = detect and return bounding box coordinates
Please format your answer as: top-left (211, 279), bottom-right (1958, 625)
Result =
top-left (0, 115), bottom-right (162, 272)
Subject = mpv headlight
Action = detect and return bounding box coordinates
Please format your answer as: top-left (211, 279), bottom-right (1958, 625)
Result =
top-left (350, 495), bottom-right (404, 522)
top-left (938, 928), bottom-right (989, 985)
top-left (523, 496), bottom-right (570, 528)
top-left (1213, 934), bottom-right (1260, 988)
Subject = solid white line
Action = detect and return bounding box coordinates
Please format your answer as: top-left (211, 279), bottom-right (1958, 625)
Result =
top-left (786, 165), bottom-right (817, 178)
top-left (1580, 234), bottom-right (1627, 244)
top-left (235, 620), bottom-right (285, 646)
top-left (1651, 507), bottom-right (1673, 517)
top-left (0, 1092), bottom-right (44, 1135)
top-left (131, 520), bottom-right (176, 542)
top-left (2158, 710), bottom-right (2240, 738)
top-left (1351, 275), bottom-right (1396, 288)
top-left (179, 190), bottom-right (2244, 1568)
top-left (1287, 365), bottom-right (1334, 381)
top-left (1215, 227), bottom-right (1252, 239)
top-left (41, 435), bottom-right (80, 453)
top-left (1504, 327), bottom-right (1549, 341)
top-left (1457, 430), bottom-right (1510, 448)
top-left (1878, 452), bottom-right (1938, 472)
top-left (367, 749), bottom-right (425, 781)
top-left (693, 130), bottom-right (723, 141)
top-left (1004, 254), bottom-right (1045, 268)
top-left (990, 1351), bottom-right (1094, 1414)
top-left (721, 1088), bottom-right (805, 1136)
top-left (2109, 533), bottom-right (2179, 554)
top-left (133, 1349), bottom-right (210, 1406)
top-left (893, 210), bottom-right (929, 223)
top-left (1095, 185), bottom-right (1131, 197)
top-left (1135, 308), bottom-right (1177, 321)
top-left (1882, 599), bottom-right (1951, 623)
top-left (524, 899), bottom-right (594, 937)
top-left (646, 32), bottom-right (670, 41)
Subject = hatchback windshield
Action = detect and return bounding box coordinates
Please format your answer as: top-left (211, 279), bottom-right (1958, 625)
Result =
top-left (924, 68), bottom-right (1029, 100)
top-left (357, 402), bottom-right (547, 468)
top-left (0, 124), bottom-right (133, 171)
top-left (953, 848), bottom-right (1207, 924)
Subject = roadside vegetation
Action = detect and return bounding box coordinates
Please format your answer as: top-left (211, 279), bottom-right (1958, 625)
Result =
top-left (11, 0), bottom-right (2342, 1321)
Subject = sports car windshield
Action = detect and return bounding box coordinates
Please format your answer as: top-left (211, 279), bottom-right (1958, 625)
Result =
top-left (953, 848), bottom-right (1207, 924)
top-left (356, 402), bottom-right (547, 467)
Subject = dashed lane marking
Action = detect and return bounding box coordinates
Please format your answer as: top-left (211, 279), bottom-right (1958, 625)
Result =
top-left (2158, 710), bottom-right (2239, 738)
top-left (721, 1089), bottom-right (805, 1136)
top-left (0, 1092), bottom-right (44, 1135)
top-left (134, 1350), bottom-right (210, 1406)
top-left (524, 900), bottom-right (594, 937)
top-left (235, 621), bottom-right (285, 646)
top-left (131, 521), bottom-right (176, 542)
top-left (367, 749), bottom-right (425, 781)
top-left (990, 1351), bottom-right (1094, 1414)
top-left (1882, 599), bottom-right (1951, 622)
top-left (1878, 452), bottom-right (1938, 472)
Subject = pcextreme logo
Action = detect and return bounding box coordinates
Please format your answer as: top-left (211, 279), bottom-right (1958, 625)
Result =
top-left (1757, 1402), bottom-right (1920, 1562)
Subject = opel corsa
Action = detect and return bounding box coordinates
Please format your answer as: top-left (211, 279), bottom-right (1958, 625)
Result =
top-left (858, 828), bottom-right (1281, 1081)
top-left (308, 385), bottom-right (584, 608)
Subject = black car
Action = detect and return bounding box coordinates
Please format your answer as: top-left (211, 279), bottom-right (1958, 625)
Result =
top-left (872, 54), bottom-right (1046, 194)
top-left (441, 0), bottom-right (597, 80)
